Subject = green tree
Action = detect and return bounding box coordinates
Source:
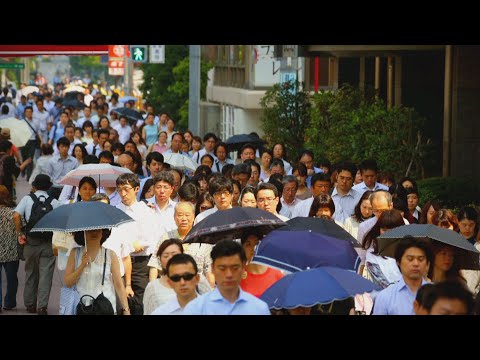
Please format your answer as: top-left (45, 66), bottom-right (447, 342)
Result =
top-left (306, 85), bottom-right (431, 179)
top-left (260, 80), bottom-right (312, 160)
top-left (69, 56), bottom-right (107, 81)
top-left (140, 45), bottom-right (189, 127)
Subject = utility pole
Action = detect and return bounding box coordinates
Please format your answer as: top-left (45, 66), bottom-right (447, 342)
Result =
top-left (189, 45), bottom-right (200, 135)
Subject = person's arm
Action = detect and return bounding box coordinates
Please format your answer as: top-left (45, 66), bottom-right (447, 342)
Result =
top-left (110, 251), bottom-right (130, 315)
top-left (142, 127), bottom-right (146, 143)
top-left (149, 267), bottom-right (159, 282)
top-left (371, 291), bottom-right (387, 315)
top-left (122, 255), bottom-right (134, 297)
top-left (64, 248), bottom-right (89, 287)
top-left (13, 211), bottom-right (26, 245)
top-left (206, 272), bottom-right (215, 288)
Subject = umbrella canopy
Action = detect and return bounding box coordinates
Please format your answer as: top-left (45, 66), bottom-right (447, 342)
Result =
top-left (183, 207), bottom-right (287, 245)
top-left (119, 96), bottom-right (137, 103)
top-left (163, 152), bottom-right (198, 172)
top-left (252, 230), bottom-right (361, 273)
top-left (113, 107), bottom-right (143, 124)
top-left (64, 91), bottom-right (82, 100)
top-left (62, 99), bottom-right (85, 109)
top-left (260, 266), bottom-right (380, 309)
top-left (20, 86), bottom-right (39, 97)
top-left (58, 163), bottom-right (132, 187)
top-left (225, 134), bottom-right (265, 152)
top-left (31, 201), bottom-right (133, 233)
top-left (377, 224), bottom-right (480, 270)
top-left (277, 217), bottom-right (361, 248)
top-left (0, 118), bottom-right (32, 147)
top-left (64, 85), bottom-right (85, 94)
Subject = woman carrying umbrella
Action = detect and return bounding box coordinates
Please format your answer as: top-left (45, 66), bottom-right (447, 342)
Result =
top-left (64, 228), bottom-right (130, 315)
top-left (240, 230), bottom-right (283, 298)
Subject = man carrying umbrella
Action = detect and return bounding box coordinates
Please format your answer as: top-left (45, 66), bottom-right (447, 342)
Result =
top-left (373, 236), bottom-right (432, 315)
top-left (13, 175), bottom-right (62, 315)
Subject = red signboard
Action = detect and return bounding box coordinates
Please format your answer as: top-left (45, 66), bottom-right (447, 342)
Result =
top-left (0, 45), bottom-right (109, 57)
top-left (108, 45), bottom-right (127, 76)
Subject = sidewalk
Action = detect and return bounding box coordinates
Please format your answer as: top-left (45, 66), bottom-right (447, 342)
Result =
top-left (1, 176), bottom-right (63, 316)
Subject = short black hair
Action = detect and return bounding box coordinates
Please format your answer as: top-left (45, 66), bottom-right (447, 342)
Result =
top-left (98, 150), bottom-right (114, 164)
top-left (394, 236), bottom-right (433, 267)
top-left (178, 182), bottom-right (200, 203)
top-left (146, 151), bottom-right (164, 166)
top-left (56, 136), bottom-right (70, 148)
top-left (423, 281), bottom-right (474, 315)
top-left (166, 253), bottom-right (198, 277)
top-left (359, 159), bottom-right (379, 173)
top-left (211, 239), bottom-right (247, 264)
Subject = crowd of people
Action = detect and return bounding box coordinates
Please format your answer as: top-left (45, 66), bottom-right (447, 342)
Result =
top-left (0, 82), bottom-right (480, 316)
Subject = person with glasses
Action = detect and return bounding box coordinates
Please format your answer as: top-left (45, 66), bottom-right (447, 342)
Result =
top-left (194, 176), bottom-right (233, 225)
top-left (330, 162), bottom-right (361, 225)
top-left (256, 183), bottom-right (289, 222)
top-left (194, 192), bottom-right (214, 217)
top-left (151, 254), bottom-right (201, 315)
top-left (114, 173), bottom-right (158, 308)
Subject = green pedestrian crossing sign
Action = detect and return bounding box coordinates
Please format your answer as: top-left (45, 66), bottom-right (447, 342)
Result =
top-left (130, 45), bottom-right (148, 63)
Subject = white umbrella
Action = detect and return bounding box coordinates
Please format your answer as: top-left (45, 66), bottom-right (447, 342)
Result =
top-left (64, 85), bottom-right (86, 94)
top-left (20, 85), bottom-right (39, 97)
top-left (58, 164), bottom-right (132, 187)
top-left (0, 117), bottom-right (32, 147)
top-left (163, 153), bottom-right (198, 172)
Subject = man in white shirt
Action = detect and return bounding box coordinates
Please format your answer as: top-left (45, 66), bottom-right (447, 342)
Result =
top-left (33, 99), bottom-right (50, 143)
top-left (291, 173), bottom-right (332, 218)
top-left (115, 173), bottom-right (159, 304)
top-left (331, 162), bottom-right (362, 224)
top-left (256, 182), bottom-right (289, 222)
top-left (151, 254), bottom-right (200, 315)
top-left (196, 133), bottom-right (218, 164)
top-left (352, 159), bottom-right (389, 195)
top-left (280, 176), bottom-right (303, 218)
top-left (147, 171), bottom-right (177, 233)
top-left (114, 115), bottom-right (132, 144)
top-left (194, 176), bottom-right (233, 225)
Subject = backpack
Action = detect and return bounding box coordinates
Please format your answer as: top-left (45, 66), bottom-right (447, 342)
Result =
top-left (0, 154), bottom-right (7, 185)
top-left (26, 193), bottom-right (54, 241)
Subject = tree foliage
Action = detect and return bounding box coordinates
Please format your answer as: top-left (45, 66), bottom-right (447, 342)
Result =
top-left (260, 80), bottom-right (312, 160)
top-left (69, 56), bottom-right (106, 81)
top-left (305, 85), bottom-right (431, 179)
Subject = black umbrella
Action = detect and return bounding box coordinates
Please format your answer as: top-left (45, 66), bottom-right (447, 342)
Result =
top-left (377, 224), bottom-right (480, 270)
top-left (64, 91), bottom-right (83, 100)
top-left (113, 107), bottom-right (143, 125)
top-left (225, 134), bottom-right (265, 152)
top-left (277, 217), bottom-right (361, 248)
top-left (183, 207), bottom-right (287, 245)
top-left (62, 99), bottom-right (85, 109)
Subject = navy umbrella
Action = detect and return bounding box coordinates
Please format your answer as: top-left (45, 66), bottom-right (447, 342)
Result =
top-left (62, 99), bottom-right (85, 109)
top-left (252, 230), bottom-right (361, 273)
top-left (277, 217), bottom-right (361, 248)
top-left (225, 134), bottom-right (265, 152)
top-left (31, 201), bottom-right (134, 233)
top-left (183, 207), bottom-right (286, 245)
top-left (260, 266), bottom-right (379, 309)
top-left (113, 107), bottom-right (144, 124)
top-left (377, 224), bottom-right (480, 270)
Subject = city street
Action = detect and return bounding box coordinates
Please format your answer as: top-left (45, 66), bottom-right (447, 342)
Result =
top-left (1, 176), bottom-right (63, 316)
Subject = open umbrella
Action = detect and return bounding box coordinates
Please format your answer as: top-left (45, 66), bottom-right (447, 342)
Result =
top-left (225, 134), bottom-right (265, 152)
top-left (183, 207), bottom-right (286, 245)
top-left (260, 266), bottom-right (379, 309)
top-left (20, 85), bottom-right (39, 97)
top-left (163, 152), bottom-right (198, 172)
top-left (58, 163), bottom-right (132, 188)
top-left (0, 118), bottom-right (32, 147)
top-left (64, 85), bottom-right (85, 94)
top-left (31, 201), bottom-right (133, 233)
top-left (62, 99), bottom-right (85, 109)
top-left (377, 224), bottom-right (480, 270)
top-left (119, 96), bottom-right (137, 103)
top-left (277, 217), bottom-right (361, 248)
top-left (113, 107), bottom-right (143, 124)
top-left (252, 230), bottom-right (361, 273)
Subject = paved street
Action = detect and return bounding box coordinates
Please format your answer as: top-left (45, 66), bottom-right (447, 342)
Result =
top-left (1, 176), bottom-right (63, 316)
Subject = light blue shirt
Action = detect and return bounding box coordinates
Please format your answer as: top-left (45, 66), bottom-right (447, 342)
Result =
top-left (183, 287), bottom-right (271, 315)
top-left (47, 155), bottom-right (79, 186)
top-left (373, 277), bottom-right (430, 315)
top-left (331, 187), bottom-right (362, 224)
top-left (306, 167), bottom-right (323, 188)
top-left (14, 190), bottom-right (62, 222)
top-left (352, 181), bottom-right (389, 196)
top-left (151, 295), bottom-right (199, 315)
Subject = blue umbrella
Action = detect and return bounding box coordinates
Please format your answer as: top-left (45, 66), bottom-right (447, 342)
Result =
top-left (30, 201), bottom-right (133, 233)
top-left (251, 230), bottom-right (361, 272)
top-left (260, 266), bottom-right (379, 309)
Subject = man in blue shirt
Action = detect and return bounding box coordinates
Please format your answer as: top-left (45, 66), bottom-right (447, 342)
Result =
top-left (183, 240), bottom-right (271, 315)
top-left (373, 236), bottom-right (432, 315)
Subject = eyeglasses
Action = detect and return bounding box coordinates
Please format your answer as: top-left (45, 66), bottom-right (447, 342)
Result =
top-left (257, 197), bottom-right (276, 204)
top-left (117, 186), bottom-right (134, 194)
top-left (200, 205), bottom-right (213, 211)
top-left (169, 273), bottom-right (196, 282)
top-left (214, 190), bottom-right (230, 197)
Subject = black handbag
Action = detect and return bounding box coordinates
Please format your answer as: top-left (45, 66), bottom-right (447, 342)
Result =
top-left (76, 249), bottom-right (114, 315)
